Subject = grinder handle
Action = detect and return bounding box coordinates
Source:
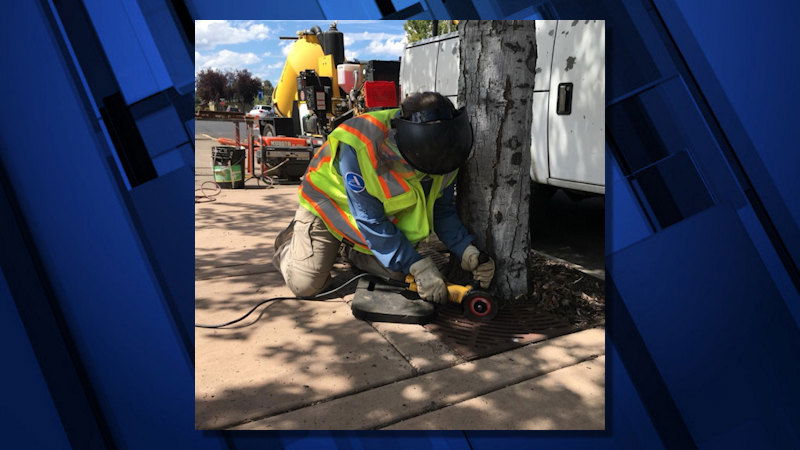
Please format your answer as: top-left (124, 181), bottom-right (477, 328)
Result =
top-left (405, 274), bottom-right (472, 304)
top-left (404, 274), bottom-right (416, 291)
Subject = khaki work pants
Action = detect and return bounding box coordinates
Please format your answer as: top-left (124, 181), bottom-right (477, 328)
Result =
top-left (273, 207), bottom-right (404, 296)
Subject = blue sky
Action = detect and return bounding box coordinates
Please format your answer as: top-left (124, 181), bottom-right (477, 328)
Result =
top-left (195, 20), bottom-right (407, 86)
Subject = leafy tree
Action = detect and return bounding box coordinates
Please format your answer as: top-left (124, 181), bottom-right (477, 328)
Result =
top-left (220, 69), bottom-right (261, 111)
top-left (196, 68), bottom-right (229, 105)
top-left (403, 20), bottom-right (458, 43)
top-left (229, 69), bottom-right (262, 111)
top-left (258, 79), bottom-right (274, 105)
top-left (440, 21), bottom-right (458, 35)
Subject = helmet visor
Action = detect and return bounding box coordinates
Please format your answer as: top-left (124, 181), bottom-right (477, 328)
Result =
top-left (393, 107), bottom-right (474, 175)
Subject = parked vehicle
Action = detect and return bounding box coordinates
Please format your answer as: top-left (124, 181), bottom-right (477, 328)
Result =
top-left (400, 21), bottom-right (605, 196)
top-left (248, 104), bottom-right (275, 120)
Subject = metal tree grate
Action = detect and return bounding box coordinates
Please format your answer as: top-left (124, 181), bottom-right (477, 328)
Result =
top-left (424, 300), bottom-right (577, 360)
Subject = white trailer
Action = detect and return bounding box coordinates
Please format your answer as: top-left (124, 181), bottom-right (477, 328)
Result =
top-left (399, 20), bottom-right (605, 195)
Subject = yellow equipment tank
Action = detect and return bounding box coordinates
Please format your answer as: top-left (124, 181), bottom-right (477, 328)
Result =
top-left (272, 33), bottom-right (325, 118)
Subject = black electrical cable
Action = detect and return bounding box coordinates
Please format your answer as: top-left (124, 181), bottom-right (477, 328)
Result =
top-left (195, 272), bottom-right (374, 329)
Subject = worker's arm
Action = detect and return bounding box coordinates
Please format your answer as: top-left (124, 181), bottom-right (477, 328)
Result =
top-left (336, 144), bottom-right (423, 273)
top-left (433, 182), bottom-right (475, 260)
top-left (435, 183), bottom-right (495, 288)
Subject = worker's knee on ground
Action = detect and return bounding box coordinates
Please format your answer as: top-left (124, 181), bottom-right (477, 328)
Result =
top-left (285, 269), bottom-right (328, 297)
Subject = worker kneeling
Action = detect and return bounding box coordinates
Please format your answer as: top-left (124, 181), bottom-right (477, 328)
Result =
top-left (273, 92), bottom-right (495, 304)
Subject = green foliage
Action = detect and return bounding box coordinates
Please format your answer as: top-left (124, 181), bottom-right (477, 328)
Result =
top-left (230, 69), bottom-right (262, 110)
top-left (196, 68), bottom-right (229, 105)
top-left (196, 68), bottom-right (264, 110)
top-left (249, 80), bottom-right (275, 108)
top-left (262, 80), bottom-right (274, 103)
top-left (403, 20), bottom-right (458, 43)
top-left (438, 20), bottom-right (458, 35)
top-left (403, 20), bottom-right (429, 44)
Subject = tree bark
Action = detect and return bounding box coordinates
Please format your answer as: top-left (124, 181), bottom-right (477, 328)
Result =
top-left (457, 20), bottom-right (537, 300)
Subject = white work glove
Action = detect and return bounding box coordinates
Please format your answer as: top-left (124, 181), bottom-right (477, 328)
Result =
top-left (409, 257), bottom-right (448, 304)
top-left (461, 245), bottom-right (495, 288)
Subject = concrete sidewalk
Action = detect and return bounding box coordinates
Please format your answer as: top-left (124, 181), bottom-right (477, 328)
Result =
top-left (195, 183), bottom-right (605, 430)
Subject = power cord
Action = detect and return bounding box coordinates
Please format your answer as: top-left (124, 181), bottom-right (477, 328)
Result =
top-left (195, 272), bottom-right (374, 329)
top-left (254, 158), bottom-right (289, 188)
top-left (194, 181), bottom-right (221, 203)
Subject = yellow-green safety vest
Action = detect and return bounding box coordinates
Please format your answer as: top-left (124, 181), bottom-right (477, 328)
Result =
top-left (298, 108), bottom-right (459, 254)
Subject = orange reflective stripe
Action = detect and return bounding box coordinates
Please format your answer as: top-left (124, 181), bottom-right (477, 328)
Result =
top-left (304, 177), bottom-right (367, 244)
top-left (389, 170), bottom-right (410, 191)
top-left (374, 171), bottom-right (409, 197)
top-left (374, 169), bottom-right (411, 198)
top-left (394, 169), bottom-right (415, 177)
top-left (362, 114), bottom-right (389, 133)
top-left (311, 156), bottom-right (331, 171)
top-left (300, 190), bottom-right (366, 251)
top-left (301, 188), bottom-right (369, 252)
top-left (311, 142), bottom-right (329, 160)
top-left (377, 176), bottom-right (392, 197)
top-left (304, 144), bottom-right (331, 175)
top-left (338, 123), bottom-right (378, 169)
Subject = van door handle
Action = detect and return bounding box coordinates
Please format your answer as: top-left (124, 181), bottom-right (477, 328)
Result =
top-left (556, 82), bottom-right (573, 115)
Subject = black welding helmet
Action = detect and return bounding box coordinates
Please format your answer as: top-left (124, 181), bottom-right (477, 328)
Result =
top-left (391, 106), bottom-right (474, 175)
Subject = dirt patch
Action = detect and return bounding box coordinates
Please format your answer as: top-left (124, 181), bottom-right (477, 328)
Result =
top-left (529, 252), bottom-right (604, 327)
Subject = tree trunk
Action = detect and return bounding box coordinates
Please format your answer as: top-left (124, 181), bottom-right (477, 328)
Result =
top-left (457, 20), bottom-right (537, 300)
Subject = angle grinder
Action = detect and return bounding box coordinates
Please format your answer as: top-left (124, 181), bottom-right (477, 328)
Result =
top-left (350, 253), bottom-right (498, 324)
top-left (404, 275), bottom-right (497, 321)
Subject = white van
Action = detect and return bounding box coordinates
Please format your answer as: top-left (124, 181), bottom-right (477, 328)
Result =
top-left (399, 20), bottom-right (605, 195)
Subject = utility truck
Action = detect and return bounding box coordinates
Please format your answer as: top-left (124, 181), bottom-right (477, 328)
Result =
top-left (400, 20), bottom-right (605, 196)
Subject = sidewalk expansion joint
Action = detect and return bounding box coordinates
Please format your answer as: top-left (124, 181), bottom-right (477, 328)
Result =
top-left (367, 322), bottom-right (420, 376)
top-left (372, 353), bottom-right (603, 430)
top-left (217, 341), bottom-right (604, 430)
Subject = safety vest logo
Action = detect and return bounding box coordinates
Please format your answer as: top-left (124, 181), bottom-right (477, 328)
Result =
top-left (345, 172), bottom-right (366, 193)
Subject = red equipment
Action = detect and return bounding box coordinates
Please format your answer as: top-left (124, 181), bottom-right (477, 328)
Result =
top-left (363, 81), bottom-right (398, 108)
